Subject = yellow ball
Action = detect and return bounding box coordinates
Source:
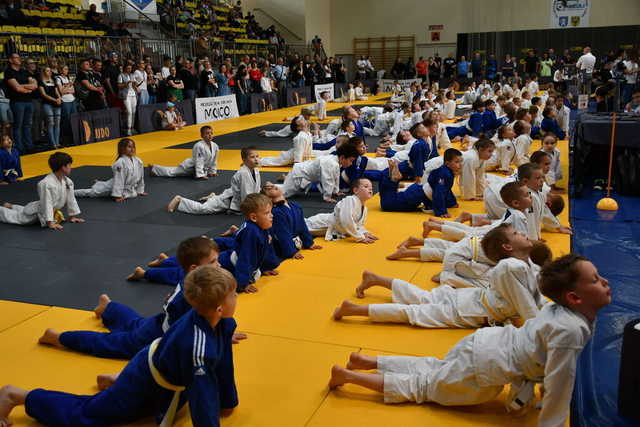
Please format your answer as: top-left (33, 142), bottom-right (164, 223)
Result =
top-left (596, 197), bottom-right (619, 211)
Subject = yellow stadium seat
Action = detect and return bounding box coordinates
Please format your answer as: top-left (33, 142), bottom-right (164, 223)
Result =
top-left (2, 25), bottom-right (16, 33)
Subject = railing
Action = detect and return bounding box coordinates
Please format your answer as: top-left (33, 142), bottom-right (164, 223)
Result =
top-left (252, 8), bottom-right (303, 41)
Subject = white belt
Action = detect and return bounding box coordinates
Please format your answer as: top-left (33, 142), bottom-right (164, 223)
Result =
top-left (230, 251), bottom-right (261, 283)
top-left (148, 338), bottom-right (186, 427)
top-left (293, 236), bottom-right (302, 250)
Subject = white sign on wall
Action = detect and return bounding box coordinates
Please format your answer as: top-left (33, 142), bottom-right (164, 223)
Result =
top-left (550, 0), bottom-right (590, 28)
top-left (314, 83), bottom-right (335, 102)
top-left (195, 95), bottom-right (239, 124)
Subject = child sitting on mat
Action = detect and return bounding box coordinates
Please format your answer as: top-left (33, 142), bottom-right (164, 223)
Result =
top-left (328, 254), bottom-right (610, 427)
top-left (218, 193), bottom-right (280, 293)
top-left (75, 138), bottom-right (147, 202)
top-left (167, 146), bottom-right (261, 215)
top-left (305, 178), bottom-right (378, 243)
top-left (0, 135), bottom-right (22, 184)
top-left (540, 133), bottom-right (563, 191)
top-left (0, 266), bottom-right (242, 427)
top-left (149, 125), bottom-right (218, 179)
top-left (260, 117), bottom-right (314, 167)
top-left (0, 152), bottom-right (84, 230)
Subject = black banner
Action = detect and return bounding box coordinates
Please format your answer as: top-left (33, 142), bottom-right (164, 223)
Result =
top-left (70, 108), bottom-right (121, 145)
top-left (250, 93), bottom-right (279, 113)
top-left (334, 83), bottom-right (348, 100)
top-left (286, 87), bottom-right (312, 107)
top-left (136, 100), bottom-right (195, 133)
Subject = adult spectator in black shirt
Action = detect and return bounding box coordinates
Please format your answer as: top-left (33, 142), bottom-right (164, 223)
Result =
top-left (442, 53), bottom-right (456, 79)
top-left (200, 60), bottom-right (217, 97)
top-left (179, 58), bottom-right (198, 99)
top-left (501, 54), bottom-right (516, 81)
top-left (523, 50), bottom-right (540, 77)
top-left (85, 4), bottom-right (108, 31)
top-left (77, 59), bottom-right (106, 111)
top-left (4, 52), bottom-right (38, 153)
top-left (390, 58), bottom-right (404, 79)
top-left (25, 58), bottom-right (43, 146)
top-left (103, 52), bottom-right (122, 108)
top-left (303, 61), bottom-right (315, 87)
top-left (429, 56), bottom-right (441, 85)
top-left (471, 52), bottom-right (483, 81)
top-left (332, 57), bottom-right (346, 84)
top-left (313, 55), bottom-right (324, 84)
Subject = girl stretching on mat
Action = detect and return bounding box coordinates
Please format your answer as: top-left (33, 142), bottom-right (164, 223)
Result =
top-left (74, 138), bottom-right (147, 202)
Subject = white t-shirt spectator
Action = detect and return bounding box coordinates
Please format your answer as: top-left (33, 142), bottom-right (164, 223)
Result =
top-left (260, 76), bottom-right (273, 93)
top-left (55, 75), bottom-right (75, 103)
top-left (623, 60), bottom-right (638, 84)
top-left (133, 69), bottom-right (147, 91)
top-left (118, 73), bottom-right (137, 98)
top-left (576, 52), bottom-right (596, 73)
top-left (161, 66), bottom-right (171, 79)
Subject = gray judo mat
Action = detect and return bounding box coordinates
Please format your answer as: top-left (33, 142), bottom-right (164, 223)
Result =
top-left (0, 166), bottom-right (339, 316)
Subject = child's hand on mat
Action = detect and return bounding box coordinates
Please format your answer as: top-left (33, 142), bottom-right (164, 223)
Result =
top-left (309, 244), bottom-right (323, 250)
top-left (198, 176), bottom-right (209, 180)
top-left (245, 284), bottom-right (258, 293)
top-left (48, 222), bottom-right (64, 230)
top-left (439, 213), bottom-right (451, 218)
top-left (208, 172), bottom-right (217, 177)
top-left (452, 204), bottom-right (459, 208)
top-left (70, 217), bottom-right (85, 223)
top-left (138, 192), bottom-right (148, 196)
top-left (263, 270), bottom-right (279, 276)
top-left (558, 226), bottom-right (572, 235)
top-left (293, 252), bottom-right (304, 260)
top-left (359, 237), bottom-right (376, 244)
top-left (324, 198), bottom-right (337, 203)
top-left (115, 197), bottom-right (126, 203)
top-left (364, 233), bottom-right (379, 240)
top-left (232, 333), bottom-right (248, 344)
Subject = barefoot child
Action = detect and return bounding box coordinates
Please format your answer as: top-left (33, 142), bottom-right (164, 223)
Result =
top-left (75, 138), bottom-right (147, 201)
top-left (150, 125), bottom-right (219, 179)
top-left (0, 135), bottom-right (22, 184)
top-left (329, 254), bottom-right (610, 426)
top-left (261, 182), bottom-right (323, 259)
top-left (168, 146), bottom-right (261, 215)
top-left (218, 193), bottom-right (280, 293)
top-left (0, 266), bottom-right (242, 426)
top-left (459, 138), bottom-right (495, 200)
top-left (334, 224), bottom-right (546, 328)
top-left (260, 117), bottom-right (313, 167)
top-left (38, 236), bottom-right (224, 359)
top-left (0, 152), bottom-right (84, 229)
top-left (379, 148), bottom-right (462, 217)
top-left (305, 178), bottom-right (378, 243)
top-left (258, 107), bottom-right (314, 138)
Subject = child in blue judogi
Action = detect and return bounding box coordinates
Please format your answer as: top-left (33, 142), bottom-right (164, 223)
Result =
top-left (379, 148), bottom-right (462, 217)
top-left (261, 182), bottom-right (322, 259)
top-left (541, 106), bottom-right (566, 140)
top-left (397, 119), bottom-right (440, 180)
top-left (36, 236), bottom-right (226, 360)
top-left (481, 99), bottom-right (501, 137)
top-left (0, 265), bottom-right (240, 427)
top-left (127, 253), bottom-right (185, 284)
top-left (218, 193), bottom-right (280, 293)
top-left (0, 135), bottom-right (22, 184)
top-left (446, 100), bottom-right (485, 140)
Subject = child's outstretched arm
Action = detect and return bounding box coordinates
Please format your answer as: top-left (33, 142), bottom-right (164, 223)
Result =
top-left (539, 347), bottom-right (581, 427)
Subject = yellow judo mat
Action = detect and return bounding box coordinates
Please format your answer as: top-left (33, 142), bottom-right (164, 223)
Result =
top-left (0, 93), bottom-right (570, 426)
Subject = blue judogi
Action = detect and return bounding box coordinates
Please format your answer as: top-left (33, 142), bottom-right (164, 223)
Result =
top-left (446, 111), bottom-right (484, 139)
top-left (271, 201), bottom-right (314, 259)
top-left (482, 110), bottom-right (499, 136)
top-left (312, 137), bottom-right (336, 151)
top-left (398, 137), bottom-right (438, 179)
top-left (58, 282), bottom-right (192, 359)
top-left (426, 164), bottom-right (457, 216)
top-left (378, 174), bottom-right (430, 212)
top-left (26, 312), bottom-right (238, 427)
top-left (352, 119), bottom-right (366, 142)
top-left (218, 221), bottom-right (279, 291)
top-left (143, 256), bottom-right (184, 286)
top-left (0, 147), bottom-right (22, 183)
top-left (340, 155), bottom-right (384, 188)
top-left (541, 117), bottom-right (565, 140)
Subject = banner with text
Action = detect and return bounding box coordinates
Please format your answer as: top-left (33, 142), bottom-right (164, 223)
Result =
top-left (286, 87), bottom-right (312, 107)
top-left (378, 78), bottom-right (422, 93)
top-left (70, 108), bottom-right (121, 145)
top-left (195, 95), bottom-right (239, 124)
top-left (550, 0), bottom-right (590, 28)
top-left (314, 83), bottom-right (335, 102)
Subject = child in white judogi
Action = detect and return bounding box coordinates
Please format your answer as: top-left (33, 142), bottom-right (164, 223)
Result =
top-left (540, 134), bottom-right (563, 190)
top-left (167, 147), bottom-right (261, 215)
top-left (492, 124), bottom-right (517, 173)
top-left (261, 118), bottom-right (314, 167)
top-left (355, 82), bottom-right (368, 100)
top-left (305, 178), bottom-right (378, 243)
top-left (75, 138), bottom-right (145, 201)
top-left (0, 152), bottom-right (83, 229)
top-left (259, 108), bottom-right (314, 138)
top-left (459, 138), bottom-right (495, 200)
top-left (513, 120), bottom-right (532, 166)
top-left (315, 91), bottom-right (329, 120)
top-left (281, 144), bottom-right (360, 203)
top-left (329, 254), bottom-right (609, 427)
top-left (150, 126), bottom-right (218, 178)
top-left (333, 223), bottom-right (546, 328)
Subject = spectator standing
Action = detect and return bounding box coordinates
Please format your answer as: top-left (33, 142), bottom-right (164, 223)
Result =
top-left (415, 57), bottom-right (427, 83)
top-left (622, 52), bottom-right (639, 105)
top-left (428, 56), bottom-right (440, 85)
top-left (200, 60), bottom-right (217, 97)
top-left (333, 57), bottom-right (347, 84)
top-left (38, 67), bottom-right (62, 149)
top-left (118, 63), bottom-right (138, 136)
top-left (55, 65), bottom-right (77, 145)
top-left (145, 64), bottom-right (159, 104)
top-left (442, 52), bottom-right (456, 82)
top-left (272, 57), bottom-right (288, 103)
top-left (501, 54), bottom-right (515, 82)
top-left (292, 60), bottom-right (305, 88)
top-left (576, 46), bottom-right (596, 94)
top-left (486, 54), bottom-right (498, 81)
top-left (4, 53), bottom-right (38, 153)
top-left (179, 59), bottom-right (198, 100)
top-left (25, 59), bottom-right (42, 146)
top-left (391, 58), bottom-right (404, 79)
top-left (471, 53), bottom-right (483, 81)
top-left (249, 62), bottom-right (262, 92)
top-left (103, 53), bottom-right (122, 108)
top-left (357, 56), bottom-right (367, 80)
top-left (216, 64), bottom-right (231, 96)
top-left (457, 55), bottom-right (470, 79)
top-left (524, 50), bottom-right (540, 77)
top-left (166, 66), bottom-right (184, 101)
top-left (133, 60), bottom-right (149, 105)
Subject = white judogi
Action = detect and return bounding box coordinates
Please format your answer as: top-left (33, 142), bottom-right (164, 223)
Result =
top-left (462, 90), bottom-right (477, 105)
top-left (555, 105), bottom-right (570, 135)
top-left (281, 156), bottom-right (340, 201)
top-left (527, 81), bottom-right (539, 95)
top-left (531, 188), bottom-right (562, 237)
top-left (459, 149), bottom-right (487, 200)
top-left (543, 148), bottom-right (562, 185)
top-left (316, 98), bottom-right (327, 120)
top-left (514, 134), bottom-right (532, 166)
top-left (380, 302), bottom-right (590, 427)
top-left (152, 140), bottom-right (219, 178)
top-left (440, 236), bottom-right (495, 289)
top-left (494, 138), bottom-right (517, 171)
top-left (444, 100), bottom-right (456, 119)
top-left (368, 257), bottom-right (543, 328)
top-left (177, 166), bottom-right (260, 214)
top-left (436, 122), bottom-right (451, 150)
top-left (75, 156), bottom-right (144, 199)
top-left (325, 118), bottom-right (342, 137)
top-left (390, 138), bottom-right (416, 162)
top-left (366, 156), bottom-right (392, 171)
top-left (261, 131), bottom-right (314, 167)
top-left (264, 123), bottom-right (295, 138)
top-left (0, 173), bottom-right (81, 227)
top-left (439, 208), bottom-right (529, 242)
top-left (305, 195), bottom-right (368, 241)
top-left (355, 86), bottom-right (368, 100)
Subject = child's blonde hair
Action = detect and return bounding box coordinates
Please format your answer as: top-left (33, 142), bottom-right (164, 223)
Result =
top-left (184, 266), bottom-right (236, 315)
top-left (240, 193), bottom-right (272, 217)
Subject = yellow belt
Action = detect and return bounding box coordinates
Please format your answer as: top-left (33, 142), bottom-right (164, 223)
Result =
top-left (480, 292), bottom-right (506, 324)
top-left (148, 338), bottom-right (186, 427)
top-left (470, 236), bottom-right (480, 262)
top-left (53, 209), bottom-right (65, 224)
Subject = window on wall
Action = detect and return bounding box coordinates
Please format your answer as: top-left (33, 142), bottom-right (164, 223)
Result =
top-left (353, 36), bottom-right (415, 75)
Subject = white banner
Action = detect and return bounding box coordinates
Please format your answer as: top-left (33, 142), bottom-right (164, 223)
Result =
top-left (378, 78), bottom-right (422, 93)
top-left (314, 83), bottom-right (335, 102)
top-left (125, 0), bottom-right (158, 18)
top-left (195, 95), bottom-right (239, 124)
top-left (550, 0), bottom-right (590, 28)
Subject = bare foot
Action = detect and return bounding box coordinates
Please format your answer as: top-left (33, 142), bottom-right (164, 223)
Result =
top-left (147, 253), bottom-right (169, 267)
top-left (455, 211), bottom-right (473, 223)
top-left (38, 328), bottom-right (62, 348)
top-left (431, 272), bottom-right (441, 283)
top-left (96, 374), bottom-right (118, 391)
top-left (396, 237), bottom-right (412, 248)
top-left (388, 159), bottom-right (402, 181)
top-left (329, 365), bottom-right (349, 389)
top-left (148, 164), bottom-right (156, 177)
top-left (346, 352), bottom-right (376, 370)
top-left (0, 385), bottom-right (27, 426)
top-left (94, 294), bottom-right (111, 319)
top-left (334, 300), bottom-right (357, 320)
top-left (167, 196), bottom-right (181, 213)
top-left (258, 130), bottom-right (266, 137)
top-left (422, 221), bottom-right (435, 238)
top-left (386, 247), bottom-right (408, 260)
top-left (220, 225), bottom-right (239, 237)
top-left (127, 266), bottom-right (145, 281)
top-left (199, 192), bottom-right (216, 201)
top-left (356, 270), bottom-right (381, 298)
top-left (2, 203), bottom-right (12, 209)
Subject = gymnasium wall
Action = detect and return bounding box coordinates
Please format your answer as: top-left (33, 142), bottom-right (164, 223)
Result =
top-left (241, 0), bottom-right (306, 43)
top-left (329, 0), bottom-right (640, 56)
